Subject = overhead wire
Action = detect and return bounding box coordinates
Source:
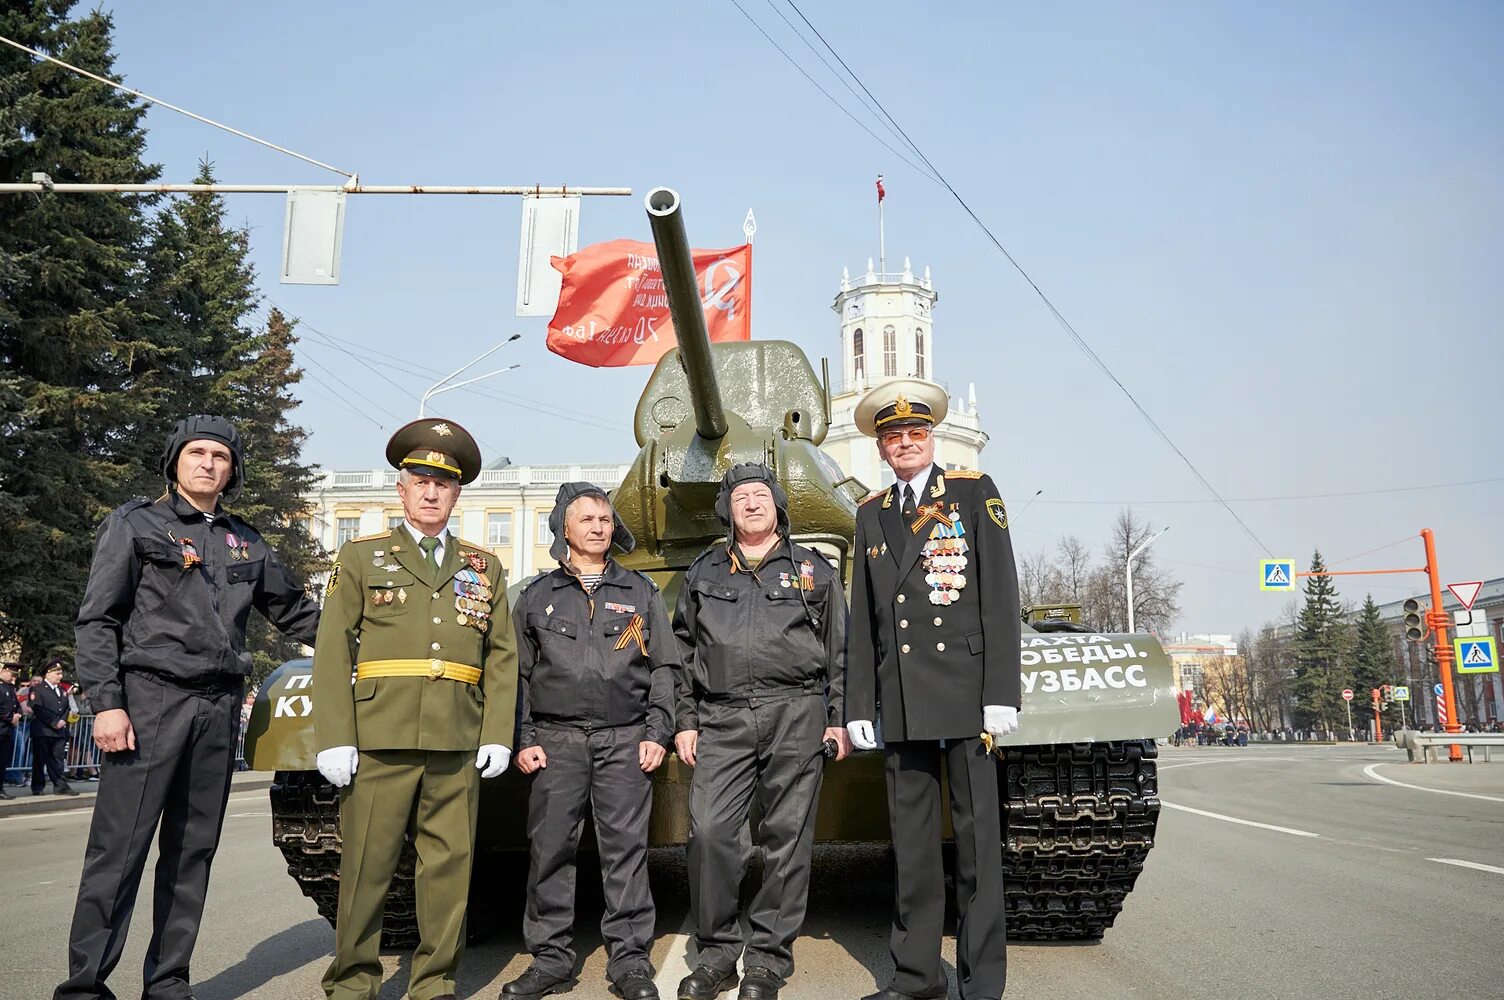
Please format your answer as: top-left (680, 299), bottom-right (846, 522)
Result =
top-left (761, 0), bottom-right (1277, 557)
top-left (1025, 477), bottom-right (1504, 505)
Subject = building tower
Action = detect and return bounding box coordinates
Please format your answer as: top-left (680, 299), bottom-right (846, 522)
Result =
top-left (820, 256), bottom-right (987, 488)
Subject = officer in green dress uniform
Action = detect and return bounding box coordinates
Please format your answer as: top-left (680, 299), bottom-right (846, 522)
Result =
top-left (313, 418), bottom-right (519, 1000)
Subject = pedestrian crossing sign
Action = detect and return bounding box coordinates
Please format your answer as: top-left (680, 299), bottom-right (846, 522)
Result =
top-left (1260, 559), bottom-right (1297, 591)
top-left (1454, 637), bottom-right (1497, 674)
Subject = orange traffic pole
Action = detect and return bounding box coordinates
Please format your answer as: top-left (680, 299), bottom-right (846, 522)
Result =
top-left (1422, 528), bottom-right (1462, 761)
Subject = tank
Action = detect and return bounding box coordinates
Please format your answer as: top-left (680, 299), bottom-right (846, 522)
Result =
top-left (244, 187), bottom-right (1178, 946)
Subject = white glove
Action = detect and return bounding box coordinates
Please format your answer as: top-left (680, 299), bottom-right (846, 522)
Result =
top-left (847, 720), bottom-right (877, 751)
top-left (983, 705), bottom-right (1020, 739)
top-left (317, 746), bottom-right (358, 788)
top-left (477, 744), bottom-right (511, 778)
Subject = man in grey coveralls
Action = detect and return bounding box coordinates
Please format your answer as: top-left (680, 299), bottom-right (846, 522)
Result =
top-left (503, 483), bottom-right (676, 1000)
top-left (672, 464), bottom-right (850, 1000)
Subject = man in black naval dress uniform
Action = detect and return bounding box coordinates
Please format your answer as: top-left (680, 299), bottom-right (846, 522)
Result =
top-left (844, 379), bottom-right (1022, 1000)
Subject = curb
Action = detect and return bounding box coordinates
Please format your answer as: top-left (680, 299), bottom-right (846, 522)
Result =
top-left (0, 774), bottom-right (275, 818)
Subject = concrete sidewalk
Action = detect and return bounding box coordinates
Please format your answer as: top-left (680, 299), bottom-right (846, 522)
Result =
top-left (0, 770), bottom-right (274, 817)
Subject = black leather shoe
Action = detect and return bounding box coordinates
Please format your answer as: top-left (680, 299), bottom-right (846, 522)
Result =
top-left (860, 988), bottom-right (947, 1000)
top-left (501, 966), bottom-right (574, 998)
top-left (737, 967), bottom-right (782, 1000)
top-left (55, 783), bottom-right (79, 796)
top-left (677, 965), bottom-right (738, 1000)
top-left (0, 790), bottom-right (13, 799)
top-left (611, 968), bottom-right (659, 1000)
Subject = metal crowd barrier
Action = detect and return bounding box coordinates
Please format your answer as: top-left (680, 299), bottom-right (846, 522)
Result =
top-left (3, 715), bottom-right (249, 786)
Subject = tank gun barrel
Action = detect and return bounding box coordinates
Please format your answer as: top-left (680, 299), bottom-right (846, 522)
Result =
top-left (646, 187), bottom-right (727, 440)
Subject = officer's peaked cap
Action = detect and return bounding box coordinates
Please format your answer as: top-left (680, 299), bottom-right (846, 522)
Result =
top-left (549, 482), bottom-right (635, 563)
top-left (853, 378), bottom-right (949, 438)
top-left (715, 463), bottom-right (790, 539)
top-left (161, 415), bottom-right (244, 496)
top-left (386, 418), bottom-right (482, 485)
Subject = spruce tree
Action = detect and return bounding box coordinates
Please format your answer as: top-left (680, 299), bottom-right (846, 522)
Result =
top-left (0, 3), bottom-right (159, 663)
top-left (1290, 550), bottom-right (1351, 731)
top-left (1351, 594), bottom-right (1401, 731)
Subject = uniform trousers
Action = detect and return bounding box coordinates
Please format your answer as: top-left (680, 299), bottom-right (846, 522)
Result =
top-left (1, 726), bottom-right (16, 786)
top-left (56, 672), bottom-right (240, 1000)
top-left (524, 722), bottom-right (655, 981)
top-left (323, 749), bottom-right (479, 1000)
top-left (687, 693), bottom-right (827, 980)
top-left (33, 730), bottom-right (69, 791)
top-left (884, 737), bottom-right (1007, 1000)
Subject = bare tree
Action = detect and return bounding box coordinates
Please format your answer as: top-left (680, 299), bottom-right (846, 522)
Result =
top-left (1091, 509), bottom-right (1182, 634)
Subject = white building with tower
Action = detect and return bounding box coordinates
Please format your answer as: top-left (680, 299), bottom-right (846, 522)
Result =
top-left (818, 256), bottom-right (987, 489)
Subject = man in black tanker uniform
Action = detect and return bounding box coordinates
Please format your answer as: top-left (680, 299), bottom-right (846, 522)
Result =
top-left (503, 482), bottom-right (677, 1000)
top-left (59, 416), bottom-right (322, 1000)
top-left (30, 659), bottom-right (77, 795)
top-left (844, 380), bottom-right (1022, 1000)
top-left (0, 662), bottom-right (21, 798)
top-left (673, 464), bottom-right (851, 1000)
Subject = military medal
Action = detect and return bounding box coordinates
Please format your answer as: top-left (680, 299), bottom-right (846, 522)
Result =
top-left (397, 588), bottom-right (407, 604)
top-left (464, 551), bottom-right (488, 573)
top-left (180, 537), bottom-right (201, 570)
top-left (799, 560), bottom-right (815, 591)
top-left (225, 533), bottom-right (242, 560)
top-left (778, 572), bottom-right (791, 589)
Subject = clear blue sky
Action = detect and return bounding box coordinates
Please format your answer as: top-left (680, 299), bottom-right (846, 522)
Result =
top-left (103, 2), bottom-right (1503, 635)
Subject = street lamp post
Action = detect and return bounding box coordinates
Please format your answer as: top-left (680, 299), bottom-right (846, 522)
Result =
top-left (419, 334), bottom-right (523, 417)
top-left (1125, 525), bottom-right (1170, 634)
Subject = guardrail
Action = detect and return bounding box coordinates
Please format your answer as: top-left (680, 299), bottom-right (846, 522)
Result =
top-left (3, 716), bottom-right (248, 787)
top-left (1395, 730), bottom-right (1504, 764)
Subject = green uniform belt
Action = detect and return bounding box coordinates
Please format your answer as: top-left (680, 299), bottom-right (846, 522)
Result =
top-left (355, 659), bottom-right (482, 685)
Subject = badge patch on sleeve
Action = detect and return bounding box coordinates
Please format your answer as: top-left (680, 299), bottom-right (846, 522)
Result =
top-left (327, 561), bottom-right (341, 595)
top-left (985, 498), bottom-right (1008, 530)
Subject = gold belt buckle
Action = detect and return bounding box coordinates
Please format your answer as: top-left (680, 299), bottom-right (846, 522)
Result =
top-left (428, 658), bottom-right (445, 681)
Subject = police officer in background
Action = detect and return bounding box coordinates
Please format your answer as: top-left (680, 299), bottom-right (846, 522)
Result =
top-left (313, 418), bottom-right (517, 1000)
top-left (59, 415), bottom-right (323, 1000)
top-left (29, 659), bottom-right (75, 795)
top-left (0, 662), bottom-right (20, 799)
top-left (673, 464), bottom-right (850, 1000)
top-left (503, 483), bottom-right (676, 1000)
top-left (844, 380), bottom-right (1021, 1000)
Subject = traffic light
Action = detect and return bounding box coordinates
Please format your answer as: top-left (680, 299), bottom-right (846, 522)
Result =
top-left (1402, 599), bottom-right (1424, 641)
top-left (1382, 685), bottom-right (1394, 703)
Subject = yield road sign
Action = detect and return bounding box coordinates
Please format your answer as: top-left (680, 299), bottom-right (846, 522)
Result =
top-left (1454, 637), bottom-right (1497, 674)
top-left (1447, 580), bottom-right (1483, 610)
top-left (1341, 689), bottom-right (1354, 701)
top-left (1392, 686), bottom-right (1410, 702)
top-left (1260, 559), bottom-right (1296, 591)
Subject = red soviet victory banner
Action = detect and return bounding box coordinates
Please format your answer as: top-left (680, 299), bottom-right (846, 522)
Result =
top-left (546, 239), bottom-right (752, 367)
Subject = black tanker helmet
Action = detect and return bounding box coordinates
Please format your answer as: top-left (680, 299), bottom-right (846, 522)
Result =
top-left (548, 482), bottom-right (635, 563)
top-left (160, 415), bottom-right (245, 499)
top-left (715, 463), bottom-right (790, 541)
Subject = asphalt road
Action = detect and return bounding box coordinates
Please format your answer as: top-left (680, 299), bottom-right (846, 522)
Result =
top-left (2, 744), bottom-right (1499, 999)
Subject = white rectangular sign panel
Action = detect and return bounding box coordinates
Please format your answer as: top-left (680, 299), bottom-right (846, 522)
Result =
top-left (516, 194), bottom-right (580, 316)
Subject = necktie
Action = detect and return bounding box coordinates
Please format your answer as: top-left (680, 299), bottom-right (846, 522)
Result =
top-left (419, 535), bottom-right (441, 572)
top-left (901, 484), bottom-right (917, 526)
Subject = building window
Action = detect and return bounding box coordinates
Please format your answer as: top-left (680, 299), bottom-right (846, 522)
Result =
top-left (387, 514), bottom-right (405, 531)
top-left (446, 514), bottom-right (461, 537)
top-left (883, 325), bottom-right (897, 377)
top-left (852, 328), bottom-right (864, 379)
top-left (487, 511), bottom-right (513, 547)
top-left (336, 517), bottom-right (360, 548)
top-left (915, 327), bottom-right (926, 379)
top-left (536, 510), bottom-right (554, 547)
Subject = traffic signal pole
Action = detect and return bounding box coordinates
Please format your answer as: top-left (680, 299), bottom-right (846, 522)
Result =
top-left (1421, 528), bottom-right (1463, 761)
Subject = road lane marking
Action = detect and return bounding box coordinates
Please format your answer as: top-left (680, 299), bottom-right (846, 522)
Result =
top-left (1160, 800), bottom-right (1320, 838)
top-left (1159, 757), bottom-right (1299, 770)
top-left (1428, 858), bottom-right (1504, 876)
top-left (1361, 763), bottom-right (1504, 803)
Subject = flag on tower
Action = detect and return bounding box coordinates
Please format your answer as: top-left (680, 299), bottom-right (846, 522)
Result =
top-left (876, 175), bottom-right (886, 203)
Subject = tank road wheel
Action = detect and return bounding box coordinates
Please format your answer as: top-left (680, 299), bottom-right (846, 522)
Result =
top-left (999, 740), bottom-right (1161, 941)
top-left (269, 770), bottom-right (420, 949)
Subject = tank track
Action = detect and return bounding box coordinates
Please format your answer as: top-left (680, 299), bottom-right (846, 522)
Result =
top-left (269, 770), bottom-right (420, 949)
top-left (1000, 740), bottom-right (1160, 941)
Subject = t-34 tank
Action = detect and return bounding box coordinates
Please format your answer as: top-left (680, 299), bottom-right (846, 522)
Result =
top-left (244, 187), bottom-right (1178, 946)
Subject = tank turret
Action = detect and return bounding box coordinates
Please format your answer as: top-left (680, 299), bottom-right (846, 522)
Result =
top-left (613, 189), bottom-right (867, 582)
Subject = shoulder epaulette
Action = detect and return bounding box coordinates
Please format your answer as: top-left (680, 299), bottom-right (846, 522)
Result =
top-left (687, 544), bottom-right (721, 571)
top-left (945, 470), bottom-right (984, 479)
top-left (632, 570), bottom-right (661, 592)
top-left (351, 530), bottom-right (392, 543)
top-left (116, 496), bottom-right (153, 516)
top-left (458, 537), bottom-right (496, 556)
top-left (520, 570), bottom-right (552, 594)
top-left (859, 489), bottom-right (888, 506)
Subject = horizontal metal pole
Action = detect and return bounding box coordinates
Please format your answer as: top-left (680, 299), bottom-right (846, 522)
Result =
top-left (1296, 567), bottom-right (1428, 578)
top-left (0, 183), bottom-right (631, 196)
